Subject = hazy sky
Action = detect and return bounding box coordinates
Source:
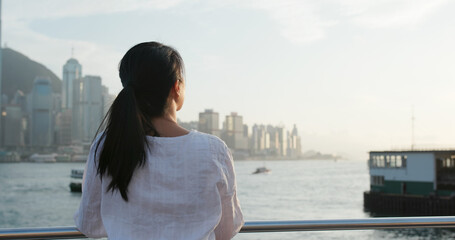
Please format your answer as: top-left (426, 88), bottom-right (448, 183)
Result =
top-left (3, 0), bottom-right (455, 160)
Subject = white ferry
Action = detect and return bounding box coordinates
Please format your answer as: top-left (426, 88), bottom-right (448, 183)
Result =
top-left (70, 169), bottom-right (83, 192)
top-left (29, 153), bottom-right (57, 163)
top-left (364, 149), bottom-right (455, 215)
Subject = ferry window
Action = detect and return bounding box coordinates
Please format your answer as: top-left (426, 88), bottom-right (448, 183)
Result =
top-left (390, 156), bottom-right (396, 168)
top-left (386, 155), bottom-right (391, 167)
top-left (445, 158), bottom-right (454, 168)
top-left (372, 155), bottom-right (379, 168)
top-left (370, 156), bottom-right (375, 167)
top-left (396, 156), bottom-right (402, 168)
top-left (371, 176), bottom-right (384, 186)
top-left (402, 156), bottom-right (407, 168)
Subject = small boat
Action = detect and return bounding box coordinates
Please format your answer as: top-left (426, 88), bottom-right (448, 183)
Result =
top-left (252, 167), bottom-right (271, 174)
top-left (69, 169), bottom-right (83, 192)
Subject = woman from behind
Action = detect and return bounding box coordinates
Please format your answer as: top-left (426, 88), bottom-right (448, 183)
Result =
top-left (74, 42), bottom-right (244, 240)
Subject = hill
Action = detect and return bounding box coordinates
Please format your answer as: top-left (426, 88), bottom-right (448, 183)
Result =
top-left (1, 48), bottom-right (61, 99)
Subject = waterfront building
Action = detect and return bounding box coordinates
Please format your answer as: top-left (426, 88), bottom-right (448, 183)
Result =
top-left (276, 126), bottom-right (288, 156)
top-left (12, 90), bottom-right (27, 112)
top-left (364, 150), bottom-right (455, 215)
top-left (101, 85), bottom-right (115, 117)
top-left (178, 120), bottom-right (198, 131)
top-left (222, 112), bottom-right (248, 150)
top-left (55, 109), bottom-right (72, 145)
top-left (251, 124), bottom-right (270, 155)
top-left (72, 75), bottom-right (103, 143)
top-left (28, 77), bottom-right (54, 146)
top-left (3, 105), bottom-right (25, 147)
top-left (287, 124), bottom-right (302, 157)
top-left (266, 125), bottom-right (280, 156)
top-left (0, 151), bottom-right (20, 162)
top-left (62, 58), bottom-right (82, 109)
top-left (198, 109), bottom-right (220, 137)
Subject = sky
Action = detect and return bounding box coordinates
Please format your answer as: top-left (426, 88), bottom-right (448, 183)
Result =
top-left (3, 0), bottom-right (455, 160)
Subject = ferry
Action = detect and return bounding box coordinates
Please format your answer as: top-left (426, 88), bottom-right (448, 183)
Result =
top-left (29, 153), bottom-right (56, 163)
top-left (69, 169), bottom-right (83, 192)
top-left (364, 149), bottom-right (455, 216)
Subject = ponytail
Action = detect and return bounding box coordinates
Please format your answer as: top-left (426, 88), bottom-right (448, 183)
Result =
top-left (95, 86), bottom-right (148, 201)
top-left (93, 41), bottom-right (184, 202)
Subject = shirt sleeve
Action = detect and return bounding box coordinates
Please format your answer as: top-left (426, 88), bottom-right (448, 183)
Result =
top-left (73, 138), bottom-right (107, 238)
top-left (214, 142), bottom-right (244, 240)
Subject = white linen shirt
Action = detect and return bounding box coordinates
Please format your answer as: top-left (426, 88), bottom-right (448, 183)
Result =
top-left (74, 130), bottom-right (244, 240)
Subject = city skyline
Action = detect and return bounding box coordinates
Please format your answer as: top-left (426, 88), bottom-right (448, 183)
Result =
top-left (3, 1), bottom-right (455, 160)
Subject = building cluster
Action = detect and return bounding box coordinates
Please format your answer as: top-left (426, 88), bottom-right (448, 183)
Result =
top-left (0, 57), bottom-right (114, 151)
top-left (182, 109), bottom-right (302, 159)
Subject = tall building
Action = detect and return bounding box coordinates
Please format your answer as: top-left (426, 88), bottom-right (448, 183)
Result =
top-left (4, 105), bottom-right (25, 147)
top-left (287, 124), bottom-right (302, 157)
top-left (251, 124), bottom-right (270, 155)
top-left (55, 109), bottom-right (72, 145)
top-left (276, 126), bottom-right (288, 156)
top-left (101, 85), bottom-right (115, 118)
top-left (29, 77), bottom-right (53, 146)
top-left (222, 112), bottom-right (248, 150)
top-left (72, 75), bottom-right (103, 143)
top-left (198, 109), bottom-right (220, 137)
top-left (62, 58), bottom-right (82, 109)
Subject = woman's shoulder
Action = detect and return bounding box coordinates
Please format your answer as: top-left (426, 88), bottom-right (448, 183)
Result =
top-left (191, 130), bottom-right (229, 151)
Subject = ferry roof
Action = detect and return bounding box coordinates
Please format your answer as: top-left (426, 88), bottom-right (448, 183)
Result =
top-left (370, 149), bottom-right (455, 154)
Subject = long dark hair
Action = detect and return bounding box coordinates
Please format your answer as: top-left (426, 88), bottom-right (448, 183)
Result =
top-left (95, 42), bottom-right (184, 201)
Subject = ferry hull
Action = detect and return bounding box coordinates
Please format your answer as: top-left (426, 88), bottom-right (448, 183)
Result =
top-left (69, 183), bottom-right (82, 192)
top-left (364, 191), bottom-right (455, 216)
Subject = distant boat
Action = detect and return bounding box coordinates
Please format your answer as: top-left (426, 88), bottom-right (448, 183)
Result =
top-left (69, 169), bottom-right (83, 192)
top-left (252, 167), bottom-right (271, 174)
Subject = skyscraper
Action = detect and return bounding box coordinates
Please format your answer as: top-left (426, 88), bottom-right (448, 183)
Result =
top-left (101, 85), bottom-right (115, 117)
top-left (4, 105), bottom-right (25, 147)
top-left (251, 124), bottom-right (270, 155)
top-left (276, 126), bottom-right (288, 156)
top-left (288, 124), bottom-right (302, 157)
top-left (55, 109), bottom-right (72, 145)
top-left (222, 112), bottom-right (248, 150)
top-left (72, 75), bottom-right (103, 143)
top-left (29, 77), bottom-right (53, 146)
top-left (198, 109), bottom-right (220, 137)
top-left (62, 58), bottom-right (82, 109)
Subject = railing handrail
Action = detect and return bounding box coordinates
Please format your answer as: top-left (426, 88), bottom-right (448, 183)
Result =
top-left (1, 216), bottom-right (455, 239)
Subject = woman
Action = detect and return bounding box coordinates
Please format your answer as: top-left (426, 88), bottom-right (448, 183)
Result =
top-left (74, 42), bottom-right (244, 240)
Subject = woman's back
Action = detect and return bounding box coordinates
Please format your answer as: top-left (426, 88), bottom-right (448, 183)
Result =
top-left (74, 42), bottom-right (243, 239)
top-left (75, 130), bottom-right (243, 240)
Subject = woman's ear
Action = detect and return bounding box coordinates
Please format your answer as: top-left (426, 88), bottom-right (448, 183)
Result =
top-left (173, 80), bottom-right (181, 97)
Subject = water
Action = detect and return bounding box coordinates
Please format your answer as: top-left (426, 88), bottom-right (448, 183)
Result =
top-left (0, 160), bottom-right (454, 239)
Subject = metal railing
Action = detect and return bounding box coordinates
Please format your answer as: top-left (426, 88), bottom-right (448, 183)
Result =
top-left (1, 217), bottom-right (455, 239)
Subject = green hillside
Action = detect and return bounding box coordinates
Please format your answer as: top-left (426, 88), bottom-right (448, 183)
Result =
top-left (1, 48), bottom-right (61, 99)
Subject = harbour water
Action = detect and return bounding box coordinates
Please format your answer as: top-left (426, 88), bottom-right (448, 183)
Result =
top-left (0, 160), bottom-right (454, 239)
